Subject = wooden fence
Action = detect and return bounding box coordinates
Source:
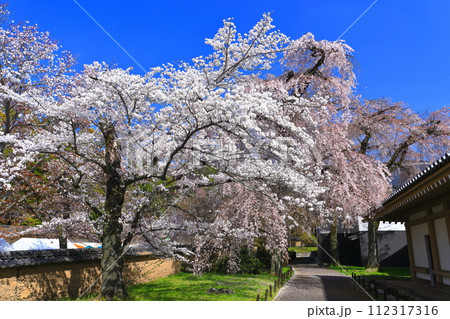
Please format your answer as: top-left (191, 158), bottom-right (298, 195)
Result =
top-left (352, 273), bottom-right (412, 301)
top-left (256, 265), bottom-right (294, 301)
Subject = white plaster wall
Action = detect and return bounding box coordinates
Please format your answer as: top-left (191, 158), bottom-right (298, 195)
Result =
top-left (357, 217), bottom-right (405, 231)
top-left (410, 223), bottom-right (430, 269)
top-left (434, 218), bottom-right (450, 271)
top-left (417, 272), bottom-right (431, 281)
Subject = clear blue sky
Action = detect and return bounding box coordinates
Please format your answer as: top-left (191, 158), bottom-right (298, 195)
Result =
top-left (7, 0), bottom-right (450, 113)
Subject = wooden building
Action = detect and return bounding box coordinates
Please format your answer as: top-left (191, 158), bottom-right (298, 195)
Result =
top-left (374, 153), bottom-right (450, 290)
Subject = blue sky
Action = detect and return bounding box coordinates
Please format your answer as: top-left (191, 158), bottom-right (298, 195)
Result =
top-left (7, 0), bottom-right (450, 113)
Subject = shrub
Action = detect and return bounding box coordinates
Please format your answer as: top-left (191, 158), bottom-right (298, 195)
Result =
top-left (211, 245), bottom-right (271, 274)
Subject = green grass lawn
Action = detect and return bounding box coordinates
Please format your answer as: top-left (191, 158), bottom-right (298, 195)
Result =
top-left (327, 265), bottom-right (411, 280)
top-left (126, 272), bottom-right (278, 301)
top-left (288, 246), bottom-right (318, 253)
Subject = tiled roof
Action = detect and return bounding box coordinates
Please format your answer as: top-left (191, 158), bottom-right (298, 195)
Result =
top-left (0, 249), bottom-right (102, 268)
top-left (382, 153), bottom-right (450, 206)
top-left (0, 248), bottom-right (150, 268)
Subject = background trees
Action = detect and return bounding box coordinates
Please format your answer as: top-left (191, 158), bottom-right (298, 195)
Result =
top-left (0, 5), bottom-right (76, 228)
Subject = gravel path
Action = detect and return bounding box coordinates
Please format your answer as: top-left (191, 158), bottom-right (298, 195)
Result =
top-left (275, 259), bottom-right (373, 301)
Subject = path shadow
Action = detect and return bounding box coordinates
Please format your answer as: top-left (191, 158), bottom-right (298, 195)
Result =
top-left (318, 275), bottom-right (372, 301)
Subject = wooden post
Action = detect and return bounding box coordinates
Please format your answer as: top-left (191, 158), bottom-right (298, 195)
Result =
top-left (269, 285), bottom-right (273, 298)
top-left (274, 280), bottom-right (277, 292)
top-left (405, 223), bottom-right (417, 280)
top-left (264, 289), bottom-right (268, 301)
top-left (427, 207), bottom-right (442, 286)
top-left (374, 283), bottom-right (378, 298)
top-left (256, 294), bottom-right (260, 301)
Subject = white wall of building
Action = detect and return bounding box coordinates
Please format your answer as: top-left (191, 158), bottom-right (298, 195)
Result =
top-left (356, 217), bottom-right (405, 232)
top-left (410, 223), bottom-right (430, 270)
top-left (435, 218), bottom-right (450, 272)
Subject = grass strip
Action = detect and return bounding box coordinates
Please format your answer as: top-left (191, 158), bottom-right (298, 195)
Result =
top-left (288, 246), bottom-right (318, 253)
top-left (327, 265), bottom-right (411, 280)
top-left (127, 272), bottom-right (278, 301)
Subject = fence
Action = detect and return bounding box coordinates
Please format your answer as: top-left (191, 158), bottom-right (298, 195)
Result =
top-left (256, 265), bottom-right (294, 301)
top-left (352, 273), bottom-right (413, 301)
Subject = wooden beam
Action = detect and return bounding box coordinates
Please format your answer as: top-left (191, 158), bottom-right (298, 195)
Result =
top-left (411, 266), bottom-right (429, 274)
top-left (432, 269), bottom-right (450, 277)
top-left (427, 207), bottom-right (442, 285)
top-left (405, 225), bottom-right (417, 279)
top-left (446, 199), bottom-right (450, 244)
top-left (407, 205), bottom-right (449, 227)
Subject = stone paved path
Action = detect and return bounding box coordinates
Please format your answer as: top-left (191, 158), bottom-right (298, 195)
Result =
top-left (275, 257), bottom-right (373, 301)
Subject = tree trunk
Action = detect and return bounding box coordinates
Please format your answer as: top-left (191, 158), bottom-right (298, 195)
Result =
top-left (329, 223), bottom-right (339, 266)
top-left (270, 251), bottom-right (282, 276)
top-left (100, 216), bottom-right (127, 299)
top-left (99, 126), bottom-right (128, 300)
top-left (58, 210), bottom-right (69, 249)
top-left (59, 233), bottom-right (67, 249)
top-left (366, 220), bottom-right (380, 270)
top-left (0, 99), bottom-right (12, 152)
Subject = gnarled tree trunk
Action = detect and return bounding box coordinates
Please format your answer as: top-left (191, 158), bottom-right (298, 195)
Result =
top-left (366, 220), bottom-right (380, 270)
top-left (99, 126), bottom-right (128, 299)
top-left (270, 251), bottom-right (283, 276)
top-left (329, 222), bottom-right (339, 266)
top-left (100, 213), bottom-right (127, 299)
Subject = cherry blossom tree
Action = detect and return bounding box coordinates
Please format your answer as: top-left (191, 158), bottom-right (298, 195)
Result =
top-left (349, 97), bottom-right (450, 269)
top-left (1, 14), bottom-right (331, 299)
top-left (315, 123), bottom-right (390, 264)
top-left (145, 182), bottom-right (290, 275)
top-left (0, 4), bottom-right (75, 230)
top-left (264, 34), bottom-right (391, 264)
top-left (0, 7), bottom-right (403, 299)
